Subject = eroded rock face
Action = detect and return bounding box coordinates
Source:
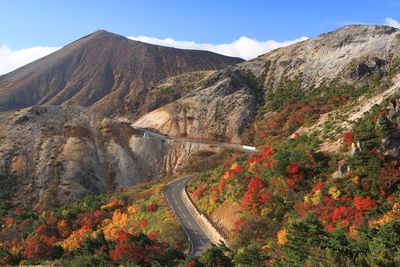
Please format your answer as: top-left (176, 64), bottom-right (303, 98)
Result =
top-left (0, 106), bottom-right (171, 209)
top-left (0, 105), bottom-right (218, 209)
top-left (259, 25), bottom-right (400, 89)
top-left (133, 69), bottom-right (259, 143)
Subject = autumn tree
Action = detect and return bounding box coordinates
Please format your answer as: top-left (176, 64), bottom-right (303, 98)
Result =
top-left (22, 236), bottom-right (63, 260)
top-left (242, 176), bottom-right (271, 212)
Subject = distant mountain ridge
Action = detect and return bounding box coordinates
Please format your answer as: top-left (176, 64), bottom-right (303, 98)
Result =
top-left (0, 30), bottom-right (243, 116)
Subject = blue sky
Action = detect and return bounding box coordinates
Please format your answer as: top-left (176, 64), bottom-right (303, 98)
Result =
top-left (0, 0), bottom-right (400, 74)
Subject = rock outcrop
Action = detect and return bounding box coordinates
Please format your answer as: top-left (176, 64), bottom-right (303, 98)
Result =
top-left (0, 106), bottom-right (166, 209)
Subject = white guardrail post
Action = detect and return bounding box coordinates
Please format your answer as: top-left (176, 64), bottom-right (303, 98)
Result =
top-left (242, 145), bottom-right (257, 151)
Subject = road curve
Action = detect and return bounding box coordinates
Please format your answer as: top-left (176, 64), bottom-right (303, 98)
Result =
top-left (163, 176), bottom-right (212, 256)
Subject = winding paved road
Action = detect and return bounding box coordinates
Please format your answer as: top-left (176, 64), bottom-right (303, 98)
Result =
top-left (144, 127), bottom-right (257, 255)
top-left (164, 176), bottom-right (212, 256)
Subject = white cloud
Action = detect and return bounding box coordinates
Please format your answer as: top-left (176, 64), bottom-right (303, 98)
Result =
top-left (0, 45), bottom-right (60, 75)
top-left (385, 17), bottom-right (400, 28)
top-left (128, 35), bottom-right (308, 60)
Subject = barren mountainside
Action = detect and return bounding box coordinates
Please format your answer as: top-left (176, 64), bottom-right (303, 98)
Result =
top-left (0, 30), bottom-right (243, 117)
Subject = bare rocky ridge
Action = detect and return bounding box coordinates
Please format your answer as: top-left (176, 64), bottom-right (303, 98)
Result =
top-left (259, 25), bottom-right (400, 89)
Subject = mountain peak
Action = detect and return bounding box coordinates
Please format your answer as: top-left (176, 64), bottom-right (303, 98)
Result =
top-left (320, 24), bottom-right (398, 39)
top-left (81, 29), bottom-right (126, 42)
top-left (0, 30), bottom-right (243, 114)
top-left (90, 29), bottom-right (122, 37)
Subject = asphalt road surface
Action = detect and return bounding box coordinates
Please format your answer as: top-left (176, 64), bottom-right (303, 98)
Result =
top-left (164, 176), bottom-right (212, 256)
top-left (134, 127), bottom-right (258, 154)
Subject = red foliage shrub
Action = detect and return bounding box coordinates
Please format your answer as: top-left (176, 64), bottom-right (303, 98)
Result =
top-left (22, 236), bottom-right (61, 260)
top-left (14, 207), bottom-right (22, 215)
top-left (380, 163), bottom-right (400, 191)
top-left (81, 221), bottom-right (91, 231)
top-left (294, 202), bottom-right (312, 217)
top-left (354, 196), bottom-right (376, 212)
top-left (249, 148), bottom-right (276, 172)
top-left (148, 230), bottom-right (159, 240)
top-left (325, 224), bottom-right (335, 232)
top-left (259, 192), bottom-right (272, 203)
top-left (111, 243), bottom-right (144, 263)
top-left (343, 132), bottom-right (354, 146)
top-left (287, 112), bottom-right (306, 128)
top-left (4, 217), bottom-right (13, 226)
top-left (231, 163), bottom-right (244, 173)
top-left (242, 176), bottom-right (268, 211)
top-left (332, 206), bottom-right (352, 223)
top-left (261, 147), bottom-right (275, 158)
top-left (286, 178), bottom-right (297, 189)
top-left (147, 202), bottom-right (158, 212)
top-left (248, 175), bottom-right (264, 192)
top-left (140, 218), bottom-right (149, 228)
top-left (115, 230), bottom-right (130, 244)
top-left (192, 184), bottom-right (206, 199)
top-left (287, 162), bottom-right (301, 174)
top-left (312, 182), bottom-right (324, 192)
top-left (35, 224), bottom-right (48, 236)
top-left (173, 240), bottom-right (183, 249)
top-left (93, 210), bottom-right (102, 217)
top-left (242, 191), bottom-right (258, 211)
top-left (217, 178), bottom-right (226, 192)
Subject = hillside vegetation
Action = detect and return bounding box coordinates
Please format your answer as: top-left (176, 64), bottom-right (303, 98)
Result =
top-left (187, 86), bottom-right (400, 266)
top-left (2, 25), bottom-right (400, 266)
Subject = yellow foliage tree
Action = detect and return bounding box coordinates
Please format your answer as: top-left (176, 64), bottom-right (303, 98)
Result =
top-left (60, 226), bottom-right (92, 252)
top-left (277, 229), bottom-right (287, 244)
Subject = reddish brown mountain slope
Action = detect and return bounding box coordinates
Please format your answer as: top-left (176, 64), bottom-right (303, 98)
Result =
top-left (0, 30), bottom-right (243, 116)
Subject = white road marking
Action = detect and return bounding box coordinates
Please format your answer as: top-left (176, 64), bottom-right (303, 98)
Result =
top-left (172, 195), bottom-right (178, 205)
top-left (164, 175), bottom-right (224, 255)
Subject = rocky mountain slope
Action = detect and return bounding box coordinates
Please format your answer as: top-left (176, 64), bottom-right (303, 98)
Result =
top-left (2, 25), bottom-right (400, 211)
top-left (133, 25), bottom-right (400, 143)
top-left (0, 30), bottom-right (243, 117)
top-left (0, 106), bottom-right (147, 209)
top-left (0, 105), bottom-right (214, 210)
